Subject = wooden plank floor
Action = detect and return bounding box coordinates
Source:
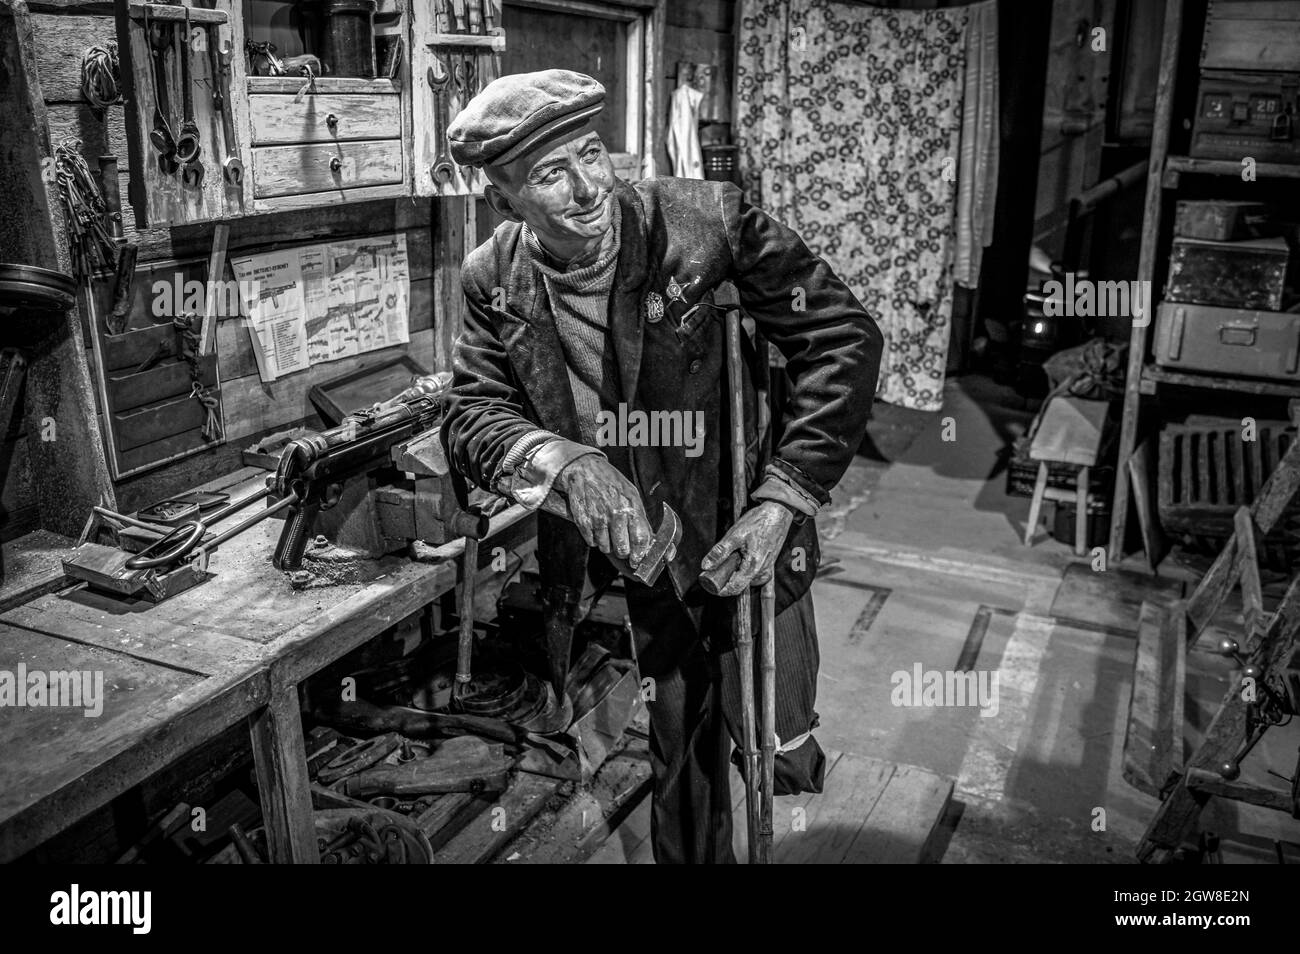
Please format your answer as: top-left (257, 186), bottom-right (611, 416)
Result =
top-left (500, 740), bottom-right (653, 864)
top-left (587, 751), bottom-right (953, 864)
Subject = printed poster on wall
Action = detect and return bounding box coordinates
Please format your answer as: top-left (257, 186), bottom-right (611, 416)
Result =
top-left (232, 233), bottom-right (410, 383)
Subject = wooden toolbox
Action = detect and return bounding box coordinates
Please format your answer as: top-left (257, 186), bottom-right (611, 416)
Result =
top-left (1157, 416), bottom-right (1300, 567)
top-left (1173, 201), bottom-right (1278, 242)
top-left (1196, 0), bottom-right (1300, 165)
top-left (1153, 302), bottom-right (1300, 382)
top-left (1190, 69), bottom-right (1300, 165)
top-left (1202, 0), bottom-right (1300, 73)
top-left (1166, 236), bottom-right (1292, 312)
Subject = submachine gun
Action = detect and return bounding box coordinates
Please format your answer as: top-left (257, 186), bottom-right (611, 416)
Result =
top-left (62, 379), bottom-right (486, 601)
top-left (267, 389), bottom-right (485, 572)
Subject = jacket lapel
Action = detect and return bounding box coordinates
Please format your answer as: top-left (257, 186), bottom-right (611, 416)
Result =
top-left (495, 179), bottom-right (650, 439)
top-left (496, 229), bottom-right (584, 441)
top-left (609, 180), bottom-right (649, 408)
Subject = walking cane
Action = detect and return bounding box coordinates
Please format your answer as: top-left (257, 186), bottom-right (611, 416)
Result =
top-left (754, 334), bottom-right (777, 864)
top-left (758, 578), bottom-right (776, 863)
top-left (698, 308), bottom-right (771, 862)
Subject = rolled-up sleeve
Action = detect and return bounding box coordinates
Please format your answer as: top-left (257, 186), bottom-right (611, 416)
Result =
top-left (498, 435), bottom-right (606, 510)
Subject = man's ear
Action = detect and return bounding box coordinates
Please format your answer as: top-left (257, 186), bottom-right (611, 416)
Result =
top-left (484, 183), bottom-right (522, 223)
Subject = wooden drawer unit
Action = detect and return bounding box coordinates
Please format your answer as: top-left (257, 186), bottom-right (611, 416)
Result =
top-left (246, 77), bottom-right (409, 209)
top-left (249, 92), bottom-right (402, 145)
top-left (251, 140), bottom-right (404, 198)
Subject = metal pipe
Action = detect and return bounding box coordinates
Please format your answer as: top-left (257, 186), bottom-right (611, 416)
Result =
top-left (92, 506), bottom-right (173, 534)
top-left (203, 492), bottom-right (298, 549)
top-left (1072, 160), bottom-right (1147, 217)
top-left (454, 537), bottom-right (478, 702)
top-left (202, 485), bottom-right (273, 525)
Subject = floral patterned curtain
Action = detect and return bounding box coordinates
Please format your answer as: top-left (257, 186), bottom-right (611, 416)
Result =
top-left (735, 0), bottom-right (972, 412)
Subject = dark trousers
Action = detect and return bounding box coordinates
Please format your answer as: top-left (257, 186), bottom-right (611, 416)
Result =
top-left (624, 579), bottom-right (824, 864)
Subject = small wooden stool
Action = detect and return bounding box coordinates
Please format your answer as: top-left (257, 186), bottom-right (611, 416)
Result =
top-left (1023, 396), bottom-right (1110, 556)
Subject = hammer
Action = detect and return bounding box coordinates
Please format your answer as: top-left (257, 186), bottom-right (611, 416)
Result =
top-left (535, 492), bottom-right (682, 586)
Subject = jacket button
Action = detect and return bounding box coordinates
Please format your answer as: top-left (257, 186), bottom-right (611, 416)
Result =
top-left (688, 359), bottom-right (703, 374)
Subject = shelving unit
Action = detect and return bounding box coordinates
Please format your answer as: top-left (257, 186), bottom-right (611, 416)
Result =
top-left (1141, 364), bottom-right (1300, 399)
top-left (1107, 0), bottom-right (1300, 562)
top-left (1163, 154), bottom-right (1300, 184)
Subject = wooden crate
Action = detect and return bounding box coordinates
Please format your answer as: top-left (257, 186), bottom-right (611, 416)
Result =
top-left (1158, 418), bottom-right (1300, 563)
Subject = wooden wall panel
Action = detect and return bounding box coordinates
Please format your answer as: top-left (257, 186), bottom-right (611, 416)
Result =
top-left (21, 0), bottom-right (444, 507)
top-left (29, 13), bottom-right (116, 102)
top-left (213, 275), bottom-right (434, 380)
top-left (0, 0), bottom-right (117, 537)
top-left (219, 327), bottom-right (436, 442)
top-left (1033, 0), bottom-right (1118, 255)
top-left (44, 101), bottom-right (131, 161)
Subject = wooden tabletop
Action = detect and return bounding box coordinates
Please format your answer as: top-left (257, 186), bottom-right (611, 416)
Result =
top-left (0, 469), bottom-right (529, 861)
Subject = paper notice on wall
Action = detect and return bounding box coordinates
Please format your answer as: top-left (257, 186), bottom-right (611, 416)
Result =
top-left (232, 233), bottom-right (411, 383)
top-left (230, 248), bottom-right (309, 383)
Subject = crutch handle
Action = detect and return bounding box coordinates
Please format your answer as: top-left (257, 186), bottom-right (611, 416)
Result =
top-left (698, 550), bottom-right (743, 595)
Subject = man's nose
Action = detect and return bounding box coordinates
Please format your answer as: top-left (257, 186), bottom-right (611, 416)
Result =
top-left (570, 164), bottom-right (598, 205)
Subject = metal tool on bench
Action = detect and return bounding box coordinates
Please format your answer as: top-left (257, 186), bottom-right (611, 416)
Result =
top-left (62, 488), bottom-right (299, 601)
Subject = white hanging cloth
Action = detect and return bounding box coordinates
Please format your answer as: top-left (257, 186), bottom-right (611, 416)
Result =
top-left (667, 83), bottom-right (705, 179)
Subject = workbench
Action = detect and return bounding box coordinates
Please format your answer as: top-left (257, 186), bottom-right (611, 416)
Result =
top-left (0, 467), bottom-right (531, 863)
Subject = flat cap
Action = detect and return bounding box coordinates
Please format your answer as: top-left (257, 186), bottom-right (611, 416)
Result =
top-left (448, 69), bottom-right (606, 168)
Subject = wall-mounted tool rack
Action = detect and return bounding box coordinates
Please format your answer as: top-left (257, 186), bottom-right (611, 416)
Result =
top-left (114, 0), bottom-right (249, 227)
top-left (412, 0), bottom-right (506, 198)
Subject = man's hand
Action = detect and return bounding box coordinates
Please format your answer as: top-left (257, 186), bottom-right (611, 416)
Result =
top-left (555, 455), bottom-right (653, 567)
top-left (699, 501), bottom-right (794, 597)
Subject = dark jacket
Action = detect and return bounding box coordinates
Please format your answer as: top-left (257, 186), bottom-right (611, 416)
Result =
top-left (441, 176), bottom-right (883, 629)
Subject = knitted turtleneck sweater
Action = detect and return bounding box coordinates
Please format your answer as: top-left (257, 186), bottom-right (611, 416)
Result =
top-left (522, 200), bottom-right (623, 451)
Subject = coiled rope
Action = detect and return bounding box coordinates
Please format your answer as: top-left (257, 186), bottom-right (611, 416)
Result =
top-left (80, 42), bottom-right (122, 114)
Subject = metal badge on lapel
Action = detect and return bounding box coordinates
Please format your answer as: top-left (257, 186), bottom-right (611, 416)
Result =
top-left (666, 276), bottom-right (686, 304)
top-left (645, 291), bottom-right (664, 323)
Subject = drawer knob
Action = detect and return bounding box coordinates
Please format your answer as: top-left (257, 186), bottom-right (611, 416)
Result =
top-left (330, 156), bottom-right (343, 173)
top-left (326, 113), bottom-right (339, 131)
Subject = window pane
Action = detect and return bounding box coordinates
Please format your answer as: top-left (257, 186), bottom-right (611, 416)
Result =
top-left (501, 4), bottom-right (627, 153)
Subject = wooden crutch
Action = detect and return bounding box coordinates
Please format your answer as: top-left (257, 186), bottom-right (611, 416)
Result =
top-left (758, 578), bottom-right (776, 863)
top-left (754, 334), bottom-right (777, 864)
top-left (695, 309), bottom-right (765, 861)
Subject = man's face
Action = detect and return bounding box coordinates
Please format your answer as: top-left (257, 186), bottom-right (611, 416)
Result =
top-left (483, 130), bottom-right (616, 254)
